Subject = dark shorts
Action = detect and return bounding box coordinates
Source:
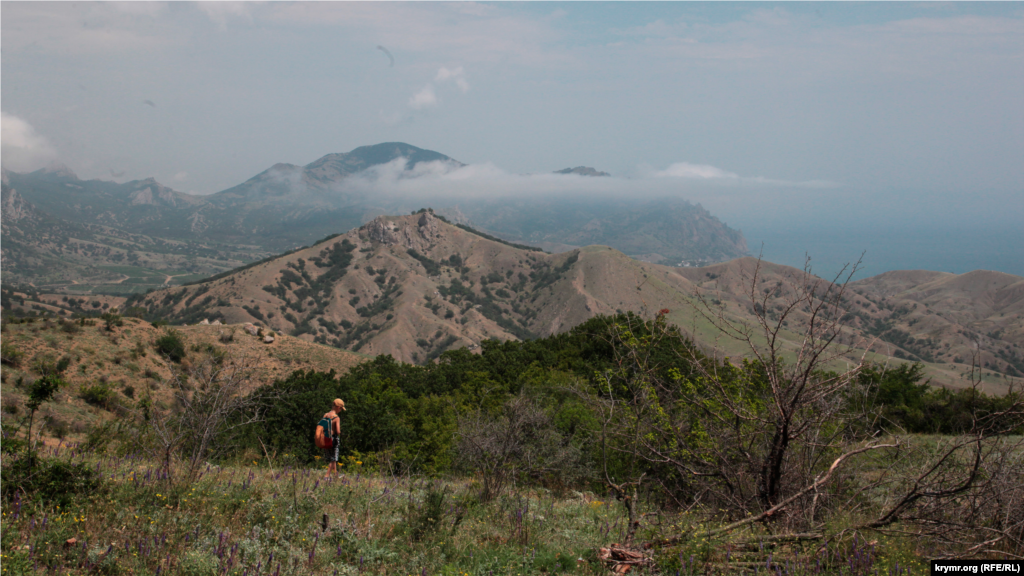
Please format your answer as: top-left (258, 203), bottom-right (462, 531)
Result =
top-left (323, 439), bottom-right (339, 463)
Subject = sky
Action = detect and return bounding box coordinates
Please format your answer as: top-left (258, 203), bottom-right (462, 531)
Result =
top-left (2, 2), bottom-right (1022, 276)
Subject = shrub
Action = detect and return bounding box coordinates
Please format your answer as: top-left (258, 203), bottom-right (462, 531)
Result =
top-left (402, 484), bottom-right (464, 542)
top-left (1, 457), bottom-right (102, 508)
top-left (155, 329), bottom-right (186, 362)
top-left (31, 354), bottom-right (71, 376)
top-left (45, 414), bottom-right (69, 439)
top-left (100, 309), bottom-right (123, 331)
top-left (80, 382), bottom-right (116, 409)
top-left (131, 340), bottom-right (147, 359)
top-left (59, 319), bottom-right (80, 334)
top-left (0, 423), bottom-right (26, 454)
top-left (457, 394), bottom-right (582, 500)
top-left (0, 340), bottom-right (23, 366)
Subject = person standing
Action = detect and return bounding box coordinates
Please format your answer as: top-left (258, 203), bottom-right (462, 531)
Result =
top-left (322, 398), bottom-right (345, 478)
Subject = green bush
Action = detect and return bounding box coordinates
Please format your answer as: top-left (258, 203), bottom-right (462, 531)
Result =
top-left (154, 329), bottom-right (186, 362)
top-left (0, 340), bottom-right (22, 366)
top-left (80, 382), bottom-right (116, 409)
top-left (402, 484), bottom-right (463, 542)
top-left (30, 352), bottom-right (71, 375)
top-left (1, 457), bottom-right (102, 508)
top-left (0, 423), bottom-right (27, 454)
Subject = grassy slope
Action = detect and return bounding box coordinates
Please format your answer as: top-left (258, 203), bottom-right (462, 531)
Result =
top-left (0, 448), bottom-right (930, 576)
top-left (0, 318), bottom-right (365, 442)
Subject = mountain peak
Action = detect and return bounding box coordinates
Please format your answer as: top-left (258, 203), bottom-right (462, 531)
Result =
top-left (555, 166), bottom-right (610, 177)
top-left (305, 142), bottom-right (461, 176)
top-left (32, 162), bottom-right (79, 180)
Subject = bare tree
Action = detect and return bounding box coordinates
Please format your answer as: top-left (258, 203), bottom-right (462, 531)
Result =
top-left (143, 350), bottom-right (272, 483)
top-left (456, 393), bottom-right (581, 500)
top-left (684, 257), bottom-right (872, 511)
top-left (588, 256), bottom-right (1024, 558)
top-left (850, 384), bottom-right (1024, 558)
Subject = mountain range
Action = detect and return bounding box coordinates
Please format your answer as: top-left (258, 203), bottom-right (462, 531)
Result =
top-left (5, 144), bottom-right (1020, 394)
top-left (86, 210), bottom-right (1021, 393)
top-left (1, 143), bottom-right (747, 292)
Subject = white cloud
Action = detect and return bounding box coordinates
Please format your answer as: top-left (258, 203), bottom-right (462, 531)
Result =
top-left (408, 85), bottom-right (438, 110)
top-left (173, 172), bottom-right (189, 182)
top-left (654, 162), bottom-right (740, 180)
top-left (1, 112), bottom-right (57, 172)
top-left (653, 162), bottom-right (837, 188)
top-left (332, 156), bottom-right (836, 206)
top-left (406, 67), bottom-right (469, 111)
top-left (436, 66), bottom-right (470, 93)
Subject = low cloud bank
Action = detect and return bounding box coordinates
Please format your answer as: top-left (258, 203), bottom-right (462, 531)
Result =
top-left (1, 112), bottom-right (57, 172)
top-left (330, 157), bottom-right (839, 205)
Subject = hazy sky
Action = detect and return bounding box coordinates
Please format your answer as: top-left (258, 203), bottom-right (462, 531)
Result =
top-left (2, 2), bottom-right (1023, 274)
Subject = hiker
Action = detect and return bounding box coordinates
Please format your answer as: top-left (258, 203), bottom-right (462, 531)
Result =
top-left (322, 398), bottom-right (345, 477)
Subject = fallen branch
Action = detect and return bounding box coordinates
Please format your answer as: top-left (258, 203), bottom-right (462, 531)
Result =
top-left (597, 544), bottom-right (655, 574)
top-left (646, 443), bottom-right (895, 549)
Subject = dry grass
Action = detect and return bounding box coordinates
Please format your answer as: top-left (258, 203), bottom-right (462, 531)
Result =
top-left (0, 317), bottom-right (364, 447)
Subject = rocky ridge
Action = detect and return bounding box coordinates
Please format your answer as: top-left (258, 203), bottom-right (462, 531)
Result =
top-left (114, 212), bottom-right (1023, 393)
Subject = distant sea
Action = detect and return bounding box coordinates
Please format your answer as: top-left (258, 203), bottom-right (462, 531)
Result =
top-left (738, 222), bottom-right (1024, 280)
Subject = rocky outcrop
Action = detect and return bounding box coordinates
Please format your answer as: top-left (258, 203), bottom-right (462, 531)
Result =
top-left (361, 211), bottom-right (442, 251)
top-left (1, 186), bottom-right (33, 224)
top-left (417, 212), bottom-right (440, 238)
top-left (128, 179), bottom-right (206, 208)
top-left (363, 217), bottom-right (402, 246)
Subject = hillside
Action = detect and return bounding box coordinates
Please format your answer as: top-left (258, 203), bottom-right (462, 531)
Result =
top-left (101, 211), bottom-right (1024, 393)
top-left (0, 315), bottom-right (364, 439)
top-left (850, 269), bottom-right (1024, 375)
top-left (671, 258), bottom-right (1024, 394)
top-left (1, 171), bottom-right (255, 290)
top-left (120, 211), bottom-right (706, 364)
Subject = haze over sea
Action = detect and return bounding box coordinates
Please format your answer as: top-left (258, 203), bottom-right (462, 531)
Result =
top-left (744, 222), bottom-right (1024, 280)
top-left (709, 182), bottom-right (1024, 280)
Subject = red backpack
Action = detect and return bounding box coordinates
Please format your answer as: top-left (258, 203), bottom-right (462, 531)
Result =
top-left (314, 415), bottom-right (336, 449)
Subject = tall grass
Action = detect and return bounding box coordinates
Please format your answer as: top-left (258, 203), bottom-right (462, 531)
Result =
top-left (1, 443), bottom-right (934, 575)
